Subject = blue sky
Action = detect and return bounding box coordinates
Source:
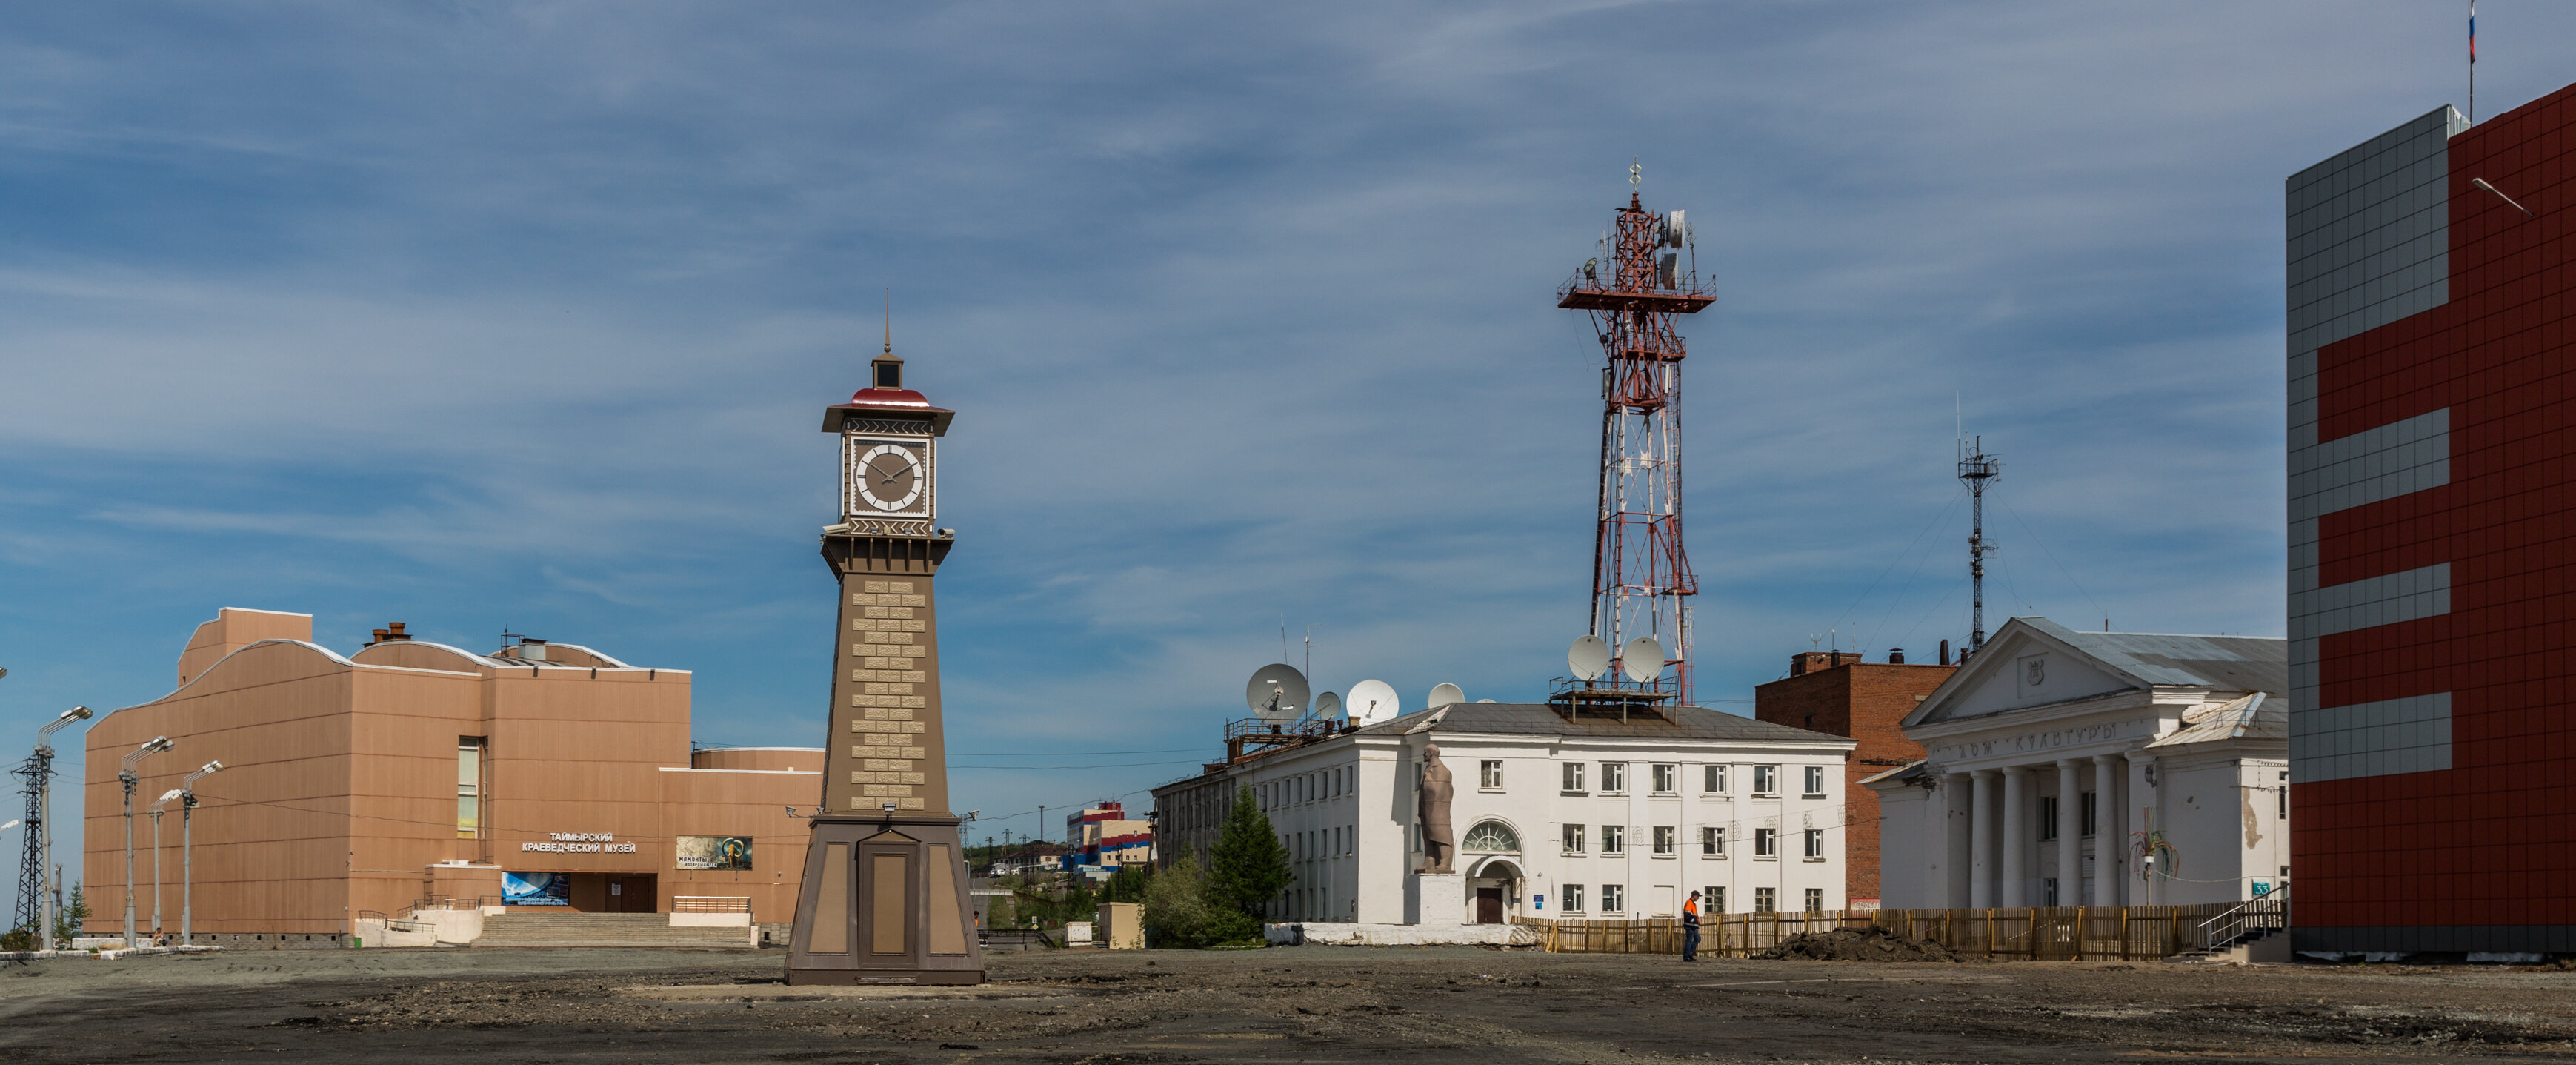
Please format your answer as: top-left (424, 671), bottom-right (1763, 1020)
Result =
top-left (5, 3), bottom-right (2575, 869)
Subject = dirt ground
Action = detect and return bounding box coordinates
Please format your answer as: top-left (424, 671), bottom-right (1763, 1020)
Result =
top-left (7, 945), bottom-right (2576, 1064)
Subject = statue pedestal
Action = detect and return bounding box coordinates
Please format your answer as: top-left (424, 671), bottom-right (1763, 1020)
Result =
top-left (1405, 872), bottom-right (1466, 926)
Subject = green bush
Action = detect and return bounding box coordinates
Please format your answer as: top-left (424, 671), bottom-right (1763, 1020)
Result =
top-left (0, 928), bottom-right (33, 952)
top-left (1140, 854), bottom-right (1217, 949)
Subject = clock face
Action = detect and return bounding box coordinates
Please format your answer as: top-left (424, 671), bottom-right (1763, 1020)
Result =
top-left (853, 442), bottom-right (925, 513)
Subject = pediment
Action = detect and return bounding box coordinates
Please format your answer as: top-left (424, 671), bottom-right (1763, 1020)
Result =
top-left (1909, 623), bottom-right (2141, 726)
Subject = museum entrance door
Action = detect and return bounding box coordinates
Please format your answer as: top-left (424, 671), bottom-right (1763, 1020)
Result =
top-left (1475, 887), bottom-right (1504, 924)
top-left (609, 875), bottom-right (659, 912)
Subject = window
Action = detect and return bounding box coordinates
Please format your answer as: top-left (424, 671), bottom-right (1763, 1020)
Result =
top-left (1480, 760), bottom-right (1504, 789)
top-left (1754, 886), bottom-right (1776, 913)
top-left (1754, 827), bottom-right (1777, 857)
top-left (1803, 765), bottom-right (1826, 797)
top-left (1601, 825), bottom-right (1626, 855)
top-left (1601, 763), bottom-right (1627, 793)
top-left (1562, 823), bottom-right (1585, 853)
top-left (1703, 763), bottom-right (1727, 793)
top-left (2045, 877), bottom-right (2060, 906)
top-left (1564, 884), bottom-right (1585, 912)
top-left (1700, 826), bottom-right (1725, 855)
top-left (456, 737), bottom-right (485, 838)
top-left (1803, 829), bottom-right (1823, 858)
top-left (1753, 765), bottom-right (1779, 796)
top-left (2039, 796), bottom-right (2059, 841)
top-left (1804, 888), bottom-right (1823, 913)
top-left (1652, 826), bottom-right (1676, 855)
top-left (1462, 821), bottom-right (1520, 853)
top-left (1562, 762), bottom-right (1586, 793)
top-left (2081, 791), bottom-right (2098, 837)
top-left (2279, 771), bottom-right (2289, 820)
top-left (1705, 886), bottom-right (1725, 914)
top-left (1652, 763), bottom-right (1678, 793)
top-left (1601, 884), bottom-right (1625, 912)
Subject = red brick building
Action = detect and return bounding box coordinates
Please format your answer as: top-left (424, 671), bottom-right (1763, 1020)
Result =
top-left (1754, 651), bottom-right (1956, 908)
top-left (2289, 82), bottom-right (2576, 956)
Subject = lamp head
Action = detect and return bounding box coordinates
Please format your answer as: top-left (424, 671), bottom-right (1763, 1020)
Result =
top-left (61, 706), bottom-right (90, 722)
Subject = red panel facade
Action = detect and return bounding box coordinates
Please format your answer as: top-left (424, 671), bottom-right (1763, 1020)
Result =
top-left (2299, 82), bottom-right (2576, 952)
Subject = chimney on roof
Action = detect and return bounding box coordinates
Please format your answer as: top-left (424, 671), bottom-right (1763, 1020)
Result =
top-left (385, 622), bottom-right (410, 641)
top-left (1940, 638), bottom-right (1951, 666)
top-left (369, 628), bottom-right (388, 646)
top-left (1888, 648), bottom-right (1906, 665)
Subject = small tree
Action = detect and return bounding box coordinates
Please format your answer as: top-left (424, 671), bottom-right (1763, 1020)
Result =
top-left (1140, 855), bottom-right (1215, 949)
top-left (1205, 785), bottom-right (1291, 943)
top-left (53, 884), bottom-right (88, 945)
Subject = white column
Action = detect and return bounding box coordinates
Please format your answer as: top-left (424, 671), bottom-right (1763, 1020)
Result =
top-left (2000, 766), bottom-right (2028, 908)
top-left (1943, 772), bottom-right (1973, 909)
top-left (2055, 759), bottom-right (2083, 909)
top-left (2091, 754), bottom-right (2121, 906)
top-left (1968, 769), bottom-right (1997, 908)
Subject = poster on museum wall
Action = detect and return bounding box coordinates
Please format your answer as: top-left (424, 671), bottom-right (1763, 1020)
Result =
top-left (676, 835), bottom-right (753, 871)
top-left (502, 871), bottom-right (572, 906)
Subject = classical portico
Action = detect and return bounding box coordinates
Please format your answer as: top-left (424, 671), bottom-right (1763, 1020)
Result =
top-left (1865, 618), bottom-right (2289, 911)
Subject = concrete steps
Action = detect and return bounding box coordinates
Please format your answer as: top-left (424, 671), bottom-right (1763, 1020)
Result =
top-left (473, 912), bottom-right (754, 949)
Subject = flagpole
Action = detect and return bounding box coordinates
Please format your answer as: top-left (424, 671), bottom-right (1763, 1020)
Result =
top-left (2469, 0), bottom-right (2477, 125)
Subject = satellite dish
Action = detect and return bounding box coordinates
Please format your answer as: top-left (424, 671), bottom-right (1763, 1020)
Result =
top-left (1621, 637), bottom-right (1666, 683)
top-left (1477, 698), bottom-right (1496, 703)
top-left (1315, 691), bottom-right (1343, 720)
top-left (1568, 635), bottom-right (1611, 681)
top-left (1664, 210), bottom-right (1688, 248)
top-left (1348, 679), bottom-right (1400, 726)
top-left (1245, 663), bottom-right (1310, 723)
top-left (1428, 683), bottom-right (1464, 709)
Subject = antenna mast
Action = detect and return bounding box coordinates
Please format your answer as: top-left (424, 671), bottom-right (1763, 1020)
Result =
top-left (1958, 435), bottom-right (2001, 653)
top-left (1557, 165), bottom-right (1711, 705)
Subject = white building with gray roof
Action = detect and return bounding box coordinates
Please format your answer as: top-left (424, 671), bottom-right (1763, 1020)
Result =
top-left (1864, 617), bottom-right (2288, 911)
top-left (1153, 697), bottom-right (1854, 927)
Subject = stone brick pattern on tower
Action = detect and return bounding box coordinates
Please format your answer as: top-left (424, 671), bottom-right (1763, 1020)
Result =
top-left (1755, 654), bottom-right (1954, 906)
top-left (825, 574), bottom-right (949, 815)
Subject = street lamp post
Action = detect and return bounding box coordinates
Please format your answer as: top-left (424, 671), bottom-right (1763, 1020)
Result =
top-left (29, 706), bottom-right (90, 951)
top-left (177, 762), bottom-right (222, 945)
top-left (119, 737), bottom-right (174, 949)
top-left (148, 790), bottom-right (184, 943)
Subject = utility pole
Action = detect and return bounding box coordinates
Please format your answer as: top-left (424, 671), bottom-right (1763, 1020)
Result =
top-left (16, 705), bottom-right (90, 947)
top-left (179, 761), bottom-right (223, 944)
top-left (1958, 437), bottom-right (2001, 654)
top-left (118, 737), bottom-right (174, 948)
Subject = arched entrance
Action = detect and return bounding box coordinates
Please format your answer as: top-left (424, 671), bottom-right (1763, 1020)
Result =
top-left (1465, 854), bottom-right (1525, 925)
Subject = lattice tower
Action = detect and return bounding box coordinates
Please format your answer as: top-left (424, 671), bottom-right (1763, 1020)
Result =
top-left (1558, 186), bottom-right (1712, 704)
top-left (11, 749), bottom-right (49, 935)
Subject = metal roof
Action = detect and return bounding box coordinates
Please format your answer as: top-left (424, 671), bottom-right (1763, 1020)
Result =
top-left (1353, 701), bottom-right (1851, 746)
top-left (2015, 617), bottom-right (2286, 697)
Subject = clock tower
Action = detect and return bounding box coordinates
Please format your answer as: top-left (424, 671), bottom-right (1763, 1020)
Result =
top-left (785, 336), bottom-right (983, 986)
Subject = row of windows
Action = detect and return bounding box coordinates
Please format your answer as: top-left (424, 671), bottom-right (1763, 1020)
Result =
top-left (1553, 762), bottom-right (1827, 798)
top-left (1257, 765), bottom-right (1354, 812)
top-left (1560, 824), bottom-right (1825, 858)
top-left (1277, 825), bottom-right (1352, 860)
top-left (1556, 884), bottom-right (1827, 915)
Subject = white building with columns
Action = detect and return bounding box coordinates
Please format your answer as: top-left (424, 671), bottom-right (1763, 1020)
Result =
top-left (1864, 618), bottom-right (2287, 910)
top-left (1153, 700), bottom-right (1853, 926)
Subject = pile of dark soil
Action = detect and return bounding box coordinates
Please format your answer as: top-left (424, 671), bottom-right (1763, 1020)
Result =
top-left (1755, 924), bottom-right (1976, 962)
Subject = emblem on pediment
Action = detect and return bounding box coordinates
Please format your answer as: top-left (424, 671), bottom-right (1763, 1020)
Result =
top-left (2025, 658), bottom-right (2046, 686)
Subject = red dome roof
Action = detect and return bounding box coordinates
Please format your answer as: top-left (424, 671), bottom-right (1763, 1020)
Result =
top-left (842, 387), bottom-right (934, 409)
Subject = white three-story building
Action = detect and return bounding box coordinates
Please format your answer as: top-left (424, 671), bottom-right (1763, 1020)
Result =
top-left (1154, 700), bottom-right (1854, 924)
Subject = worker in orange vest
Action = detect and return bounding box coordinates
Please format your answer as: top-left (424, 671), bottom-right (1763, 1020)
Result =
top-left (1682, 889), bottom-right (1703, 961)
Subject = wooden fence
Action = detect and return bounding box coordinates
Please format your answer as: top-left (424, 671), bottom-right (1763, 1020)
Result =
top-left (1523, 897), bottom-right (2283, 961)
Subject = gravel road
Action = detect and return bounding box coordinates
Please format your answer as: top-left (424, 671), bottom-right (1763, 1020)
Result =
top-left (6, 945), bottom-right (2576, 1063)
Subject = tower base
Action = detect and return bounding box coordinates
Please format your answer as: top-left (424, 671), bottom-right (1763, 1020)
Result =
top-left (785, 814), bottom-right (985, 986)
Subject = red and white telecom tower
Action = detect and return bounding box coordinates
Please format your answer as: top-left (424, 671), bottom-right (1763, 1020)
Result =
top-left (1557, 169), bottom-right (1711, 706)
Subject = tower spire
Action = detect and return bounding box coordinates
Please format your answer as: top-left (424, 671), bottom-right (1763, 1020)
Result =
top-left (884, 288), bottom-right (893, 356)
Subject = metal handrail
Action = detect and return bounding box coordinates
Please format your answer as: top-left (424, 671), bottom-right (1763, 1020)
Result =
top-left (2196, 883), bottom-right (2288, 950)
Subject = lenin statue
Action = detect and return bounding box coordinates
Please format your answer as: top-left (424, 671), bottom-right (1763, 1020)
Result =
top-left (1417, 743), bottom-right (1456, 874)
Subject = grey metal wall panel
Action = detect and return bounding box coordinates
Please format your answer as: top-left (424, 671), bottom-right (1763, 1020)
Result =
top-left (2289, 692), bottom-right (2452, 783)
top-left (2289, 563), bottom-right (2450, 642)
